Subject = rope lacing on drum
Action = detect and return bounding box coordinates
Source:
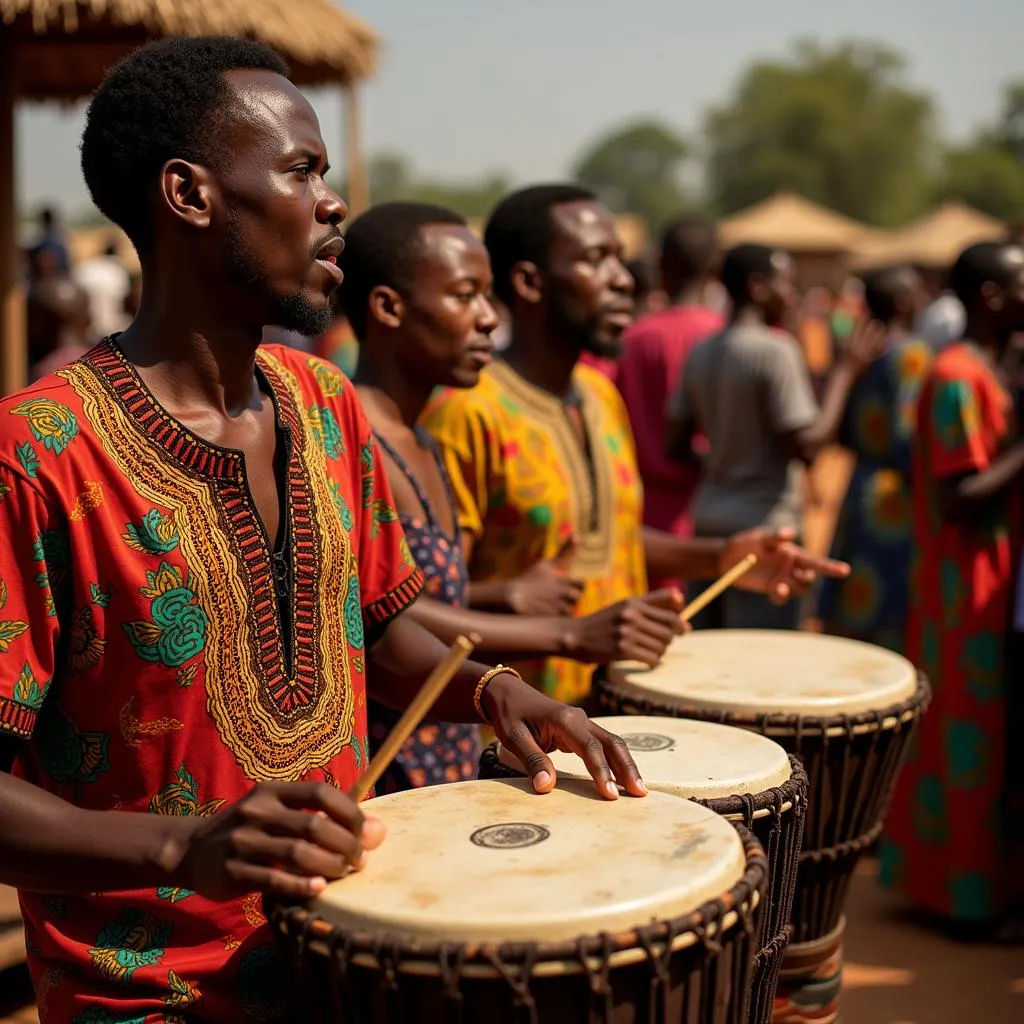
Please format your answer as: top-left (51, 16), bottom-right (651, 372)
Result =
top-left (373, 935), bottom-right (404, 1024)
top-left (439, 943), bottom-right (467, 1024)
top-left (800, 820), bottom-right (884, 865)
top-left (484, 945), bottom-right (539, 1024)
top-left (737, 791), bottom-right (757, 828)
top-left (638, 918), bottom-right (680, 1024)
top-left (295, 914), bottom-right (320, 1014)
top-left (576, 933), bottom-right (615, 1024)
top-left (327, 930), bottom-right (357, 1020)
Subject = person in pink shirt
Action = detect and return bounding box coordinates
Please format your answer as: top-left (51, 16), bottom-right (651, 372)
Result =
top-left (615, 218), bottom-right (724, 586)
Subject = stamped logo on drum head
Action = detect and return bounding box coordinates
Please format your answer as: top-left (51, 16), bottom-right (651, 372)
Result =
top-left (621, 733), bottom-right (674, 753)
top-left (470, 823), bottom-right (550, 849)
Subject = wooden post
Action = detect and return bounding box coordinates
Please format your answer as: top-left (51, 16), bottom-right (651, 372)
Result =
top-left (344, 81), bottom-right (368, 217)
top-left (0, 29), bottom-right (26, 397)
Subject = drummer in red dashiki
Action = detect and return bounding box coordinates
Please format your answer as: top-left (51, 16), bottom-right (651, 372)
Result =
top-left (880, 240), bottom-right (1024, 939)
top-left (0, 38), bottom-right (648, 1024)
top-left (421, 184), bottom-right (852, 707)
top-left (341, 201), bottom-right (687, 793)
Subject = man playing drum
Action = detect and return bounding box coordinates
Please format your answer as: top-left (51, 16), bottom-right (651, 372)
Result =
top-left (422, 185), bottom-right (851, 706)
top-left (0, 39), bottom-right (648, 1023)
top-left (341, 200), bottom-right (689, 793)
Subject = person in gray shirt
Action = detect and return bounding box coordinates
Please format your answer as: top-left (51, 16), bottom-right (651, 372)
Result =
top-left (666, 244), bottom-right (884, 629)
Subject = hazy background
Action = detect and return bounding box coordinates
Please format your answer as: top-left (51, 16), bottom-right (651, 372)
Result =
top-left (15, 0), bottom-right (1024, 221)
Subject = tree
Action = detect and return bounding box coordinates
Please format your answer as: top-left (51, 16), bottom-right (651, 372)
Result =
top-left (934, 146), bottom-right (1024, 223)
top-left (933, 81), bottom-right (1024, 223)
top-left (704, 40), bottom-right (936, 225)
top-left (334, 154), bottom-right (512, 221)
top-left (995, 80), bottom-right (1024, 163)
top-left (572, 120), bottom-right (691, 229)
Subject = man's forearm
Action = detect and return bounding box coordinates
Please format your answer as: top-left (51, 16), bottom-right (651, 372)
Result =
top-left (794, 363), bottom-right (857, 460)
top-left (466, 580), bottom-right (514, 611)
top-left (367, 612), bottom-right (516, 722)
top-left (941, 441), bottom-right (1024, 519)
top-left (642, 528), bottom-right (724, 582)
top-left (0, 771), bottom-right (196, 894)
top-left (405, 597), bottom-right (571, 660)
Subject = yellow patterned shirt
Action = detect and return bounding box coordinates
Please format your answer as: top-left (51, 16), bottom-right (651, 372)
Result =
top-left (423, 360), bottom-right (647, 704)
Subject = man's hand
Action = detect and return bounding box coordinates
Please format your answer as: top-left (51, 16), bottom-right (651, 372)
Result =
top-left (506, 535), bottom-right (584, 616)
top-left (563, 588), bottom-right (687, 664)
top-left (720, 527), bottom-right (850, 605)
top-left (839, 317), bottom-right (888, 376)
top-left (174, 782), bottom-right (387, 901)
top-left (481, 674), bottom-right (648, 801)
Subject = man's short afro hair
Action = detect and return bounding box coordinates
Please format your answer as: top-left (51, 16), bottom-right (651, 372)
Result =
top-left (80, 36), bottom-right (289, 253)
top-left (339, 202), bottom-right (467, 340)
top-left (483, 184), bottom-right (597, 306)
top-left (949, 241), bottom-right (1024, 309)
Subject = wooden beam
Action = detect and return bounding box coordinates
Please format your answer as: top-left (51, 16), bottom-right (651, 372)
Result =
top-left (0, 29), bottom-right (27, 398)
top-left (344, 82), bottom-right (368, 218)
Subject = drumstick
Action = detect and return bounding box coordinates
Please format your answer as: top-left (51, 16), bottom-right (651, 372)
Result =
top-left (680, 553), bottom-right (759, 623)
top-left (348, 633), bottom-right (480, 802)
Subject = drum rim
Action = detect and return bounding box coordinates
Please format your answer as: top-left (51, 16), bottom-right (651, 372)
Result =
top-left (268, 824), bottom-right (767, 979)
top-left (478, 746), bottom-right (809, 826)
top-left (595, 671), bottom-right (931, 736)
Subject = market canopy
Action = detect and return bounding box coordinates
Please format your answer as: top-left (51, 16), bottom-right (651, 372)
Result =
top-left (848, 200), bottom-right (1007, 270)
top-left (717, 192), bottom-right (878, 253)
top-left (1, 0), bottom-right (380, 393)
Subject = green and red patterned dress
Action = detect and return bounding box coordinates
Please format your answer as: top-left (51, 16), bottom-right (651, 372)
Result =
top-left (879, 341), bottom-right (1021, 921)
top-left (0, 340), bottom-right (423, 1022)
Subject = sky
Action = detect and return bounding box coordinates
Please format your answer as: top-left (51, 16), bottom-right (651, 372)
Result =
top-left (14, 0), bottom-right (1024, 218)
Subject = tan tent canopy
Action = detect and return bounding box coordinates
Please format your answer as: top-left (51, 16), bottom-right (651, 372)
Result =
top-left (717, 192), bottom-right (878, 253)
top-left (1, 0), bottom-right (380, 394)
top-left (848, 201), bottom-right (1007, 270)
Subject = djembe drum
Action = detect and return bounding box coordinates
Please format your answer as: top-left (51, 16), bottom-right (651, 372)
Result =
top-left (480, 717), bottom-right (808, 1024)
top-left (594, 630), bottom-right (929, 1024)
top-left (269, 777), bottom-right (768, 1024)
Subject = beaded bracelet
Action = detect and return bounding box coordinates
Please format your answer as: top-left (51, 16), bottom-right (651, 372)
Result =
top-left (473, 664), bottom-right (522, 722)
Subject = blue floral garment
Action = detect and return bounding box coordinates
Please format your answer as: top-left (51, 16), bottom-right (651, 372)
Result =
top-left (817, 335), bottom-right (937, 652)
top-left (369, 428), bottom-right (482, 792)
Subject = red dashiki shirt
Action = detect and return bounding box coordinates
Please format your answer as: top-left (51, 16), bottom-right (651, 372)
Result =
top-left (0, 340), bottom-right (424, 1023)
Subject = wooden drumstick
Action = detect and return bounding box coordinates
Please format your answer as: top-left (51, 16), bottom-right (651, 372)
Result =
top-left (679, 553), bottom-right (759, 623)
top-left (348, 633), bottom-right (480, 802)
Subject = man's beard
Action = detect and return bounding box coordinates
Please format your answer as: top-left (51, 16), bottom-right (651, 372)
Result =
top-left (548, 291), bottom-right (623, 359)
top-left (222, 213), bottom-right (333, 338)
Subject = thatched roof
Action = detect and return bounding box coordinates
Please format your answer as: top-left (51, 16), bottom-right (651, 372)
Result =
top-left (3, 0), bottom-right (379, 98)
top-left (718, 192), bottom-right (878, 253)
top-left (848, 201), bottom-right (1007, 270)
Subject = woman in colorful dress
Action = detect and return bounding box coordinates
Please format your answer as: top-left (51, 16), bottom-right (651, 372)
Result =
top-left (879, 241), bottom-right (1024, 935)
top-left (818, 265), bottom-right (932, 653)
top-left (340, 202), bottom-right (690, 792)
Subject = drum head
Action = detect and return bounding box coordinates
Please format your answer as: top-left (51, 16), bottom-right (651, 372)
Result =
top-left (498, 717), bottom-right (791, 799)
top-left (608, 630), bottom-right (917, 717)
top-left (312, 779), bottom-right (745, 944)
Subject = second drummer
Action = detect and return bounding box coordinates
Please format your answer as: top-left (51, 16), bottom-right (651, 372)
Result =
top-left (343, 201), bottom-right (689, 792)
top-left (422, 185), bottom-right (852, 706)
